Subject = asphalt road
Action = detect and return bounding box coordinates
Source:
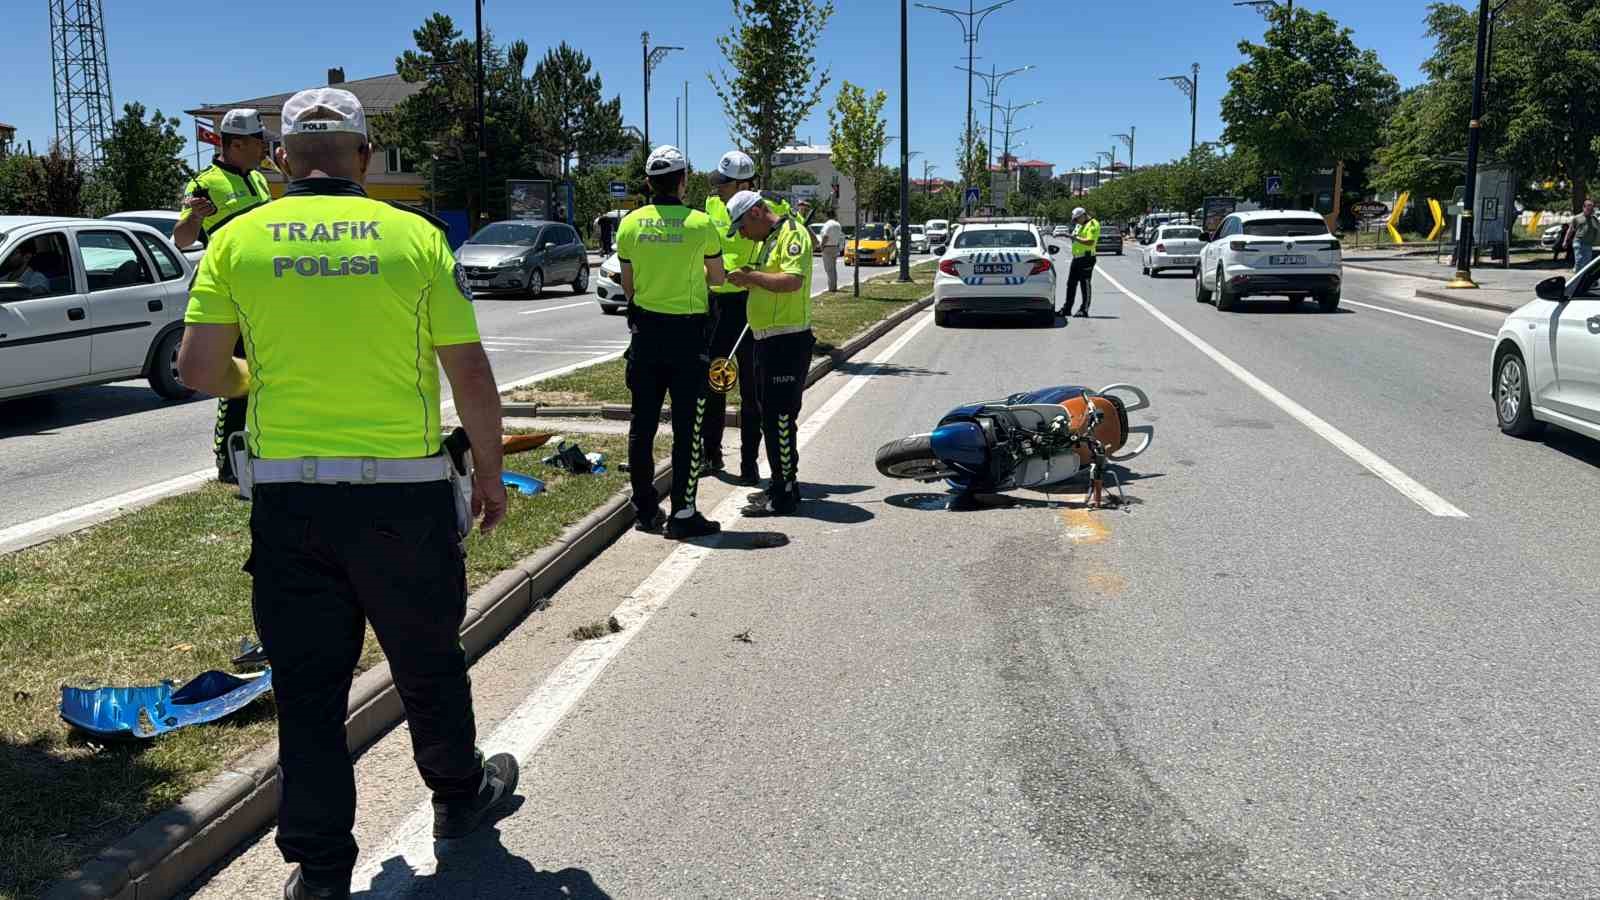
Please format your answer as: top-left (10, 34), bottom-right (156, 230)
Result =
top-left (183, 245), bottom-right (1600, 898)
top-left (0, 252), bottom-right (895, 537)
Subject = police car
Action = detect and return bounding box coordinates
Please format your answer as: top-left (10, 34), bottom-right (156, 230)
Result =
top-left (932, 218), bottom-right (1061, 327)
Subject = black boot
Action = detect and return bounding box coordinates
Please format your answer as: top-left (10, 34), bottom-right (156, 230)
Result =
top-left (283, 867), bottom-right (349, 900)
top-left (665, 511), bottom-right (721, 540)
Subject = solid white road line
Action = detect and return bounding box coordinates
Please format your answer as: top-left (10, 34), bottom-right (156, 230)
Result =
top-left (0, 469), bottom-right (216, 555)
top-left (1341, 299), bottom-right (1496, 340)
top-left (347, 310), bottom-right (938, 892)
top-left (1098, 268), bottom-right (1469, 518)
top-left (516, 301), bottom-right (592, 315)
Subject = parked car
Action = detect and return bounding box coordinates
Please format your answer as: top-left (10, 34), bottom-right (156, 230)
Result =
top-left (1540, 223), bottom-right (1567, 251)
top-left (0, 215), bottom-right (196, 402)
top-left (594, 253), bottom-right (626, 314)
top-left (1194, 210), bottom-right (1343, 311)
top-left (1492, 258), bottom-right (1600, 441)
top-left (1141, 224), bottom-right (1205, 277)
top-left (925, 218), bottom-right (951, 253)
top-left (1095, 224), bottom-right (1124, 255)
top-left (908, 224), bottom-right (929, 254)
top-left (455, 219), bottom-right (588, 298)
top-left (106, 210), bottom-right (205, 266)
top-left (1052, 225), bottom-right (1070, 238)
top-left (844, 222), bottom-right (899, 267)
top-left (932, 220), bottom-right (1061, 327)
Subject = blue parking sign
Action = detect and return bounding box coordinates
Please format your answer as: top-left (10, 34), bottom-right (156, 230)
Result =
top-left (609, 181), bottom-right (628, 198)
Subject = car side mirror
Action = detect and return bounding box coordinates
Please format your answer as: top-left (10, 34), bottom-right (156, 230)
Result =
top-left (1536, 275), bottom-right (1568, 302)
top-left (1048, 244), bottom-right (1062, 255)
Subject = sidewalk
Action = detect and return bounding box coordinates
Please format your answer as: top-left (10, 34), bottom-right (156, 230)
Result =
top-left (1344, 250), bottom-right (1569, 313)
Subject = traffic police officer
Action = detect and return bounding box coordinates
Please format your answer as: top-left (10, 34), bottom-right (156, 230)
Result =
top-left (724, 190), bottom-right (814, 516)
top-left (177, 88), bottom-right (518, 900)
top-left (617, 145), bottom-right (727, 539)
top-left (1060, 205), bottom-right (1101, 318)
top-left (175, 108), bottom-right (276, 484)
top-left (702, 149), bottom-right (763, 486)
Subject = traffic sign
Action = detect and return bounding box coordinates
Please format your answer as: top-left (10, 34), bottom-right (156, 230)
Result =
top-left (1352, 200), bottom-right (1390, 221)
top-left (609, 181), bottom-right (628, 198)
top-left (964, 187), bottom-right (981, 207)
top-left (1265, 175), bottom-right (1284, 195)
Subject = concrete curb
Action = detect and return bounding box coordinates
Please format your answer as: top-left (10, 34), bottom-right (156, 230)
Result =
top-left (1412, 288), bottom-right (1521, 314)
top-left (46, 290), bottom-right (935, 900)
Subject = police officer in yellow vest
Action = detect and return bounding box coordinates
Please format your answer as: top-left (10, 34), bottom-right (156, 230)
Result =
top-left (177, 88), bottom-right (518, 900)
top-left (702, 149), bottom-right (763, 486)
top-left (617, 145), bottom-right (727, 539)
top-left (1060, 205), bottom-right (1101, 318)
top-left (175, 108), bottom-right (276, 484)
top-left (724, 190), bottom-right (814, 516)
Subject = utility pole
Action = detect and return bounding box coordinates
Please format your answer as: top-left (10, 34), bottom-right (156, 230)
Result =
top-left (899, 0), bottom-right (912, 282)
top-left (474, 0), bottom-right (487, 226)
top-left (684, 79), bottom-right (689, 166)
top-left (918, 0), bottom-right (1018, 208)
top-left (1448, 0), bottom-right (1492, 289)
top-left (641, 32), bottom-right (682, 150)
top-left (1160, 64), bottom-right (1199, 154)
top-left (1115, 127), bottom-right (1135, 171)
top-left (960, 63), bottom-right (1033, 170)
top-left (923, 160), bottom-right (938, 197)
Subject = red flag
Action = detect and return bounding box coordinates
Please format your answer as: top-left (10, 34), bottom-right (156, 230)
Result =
top-left (197, 123), bottom-right (220, 147)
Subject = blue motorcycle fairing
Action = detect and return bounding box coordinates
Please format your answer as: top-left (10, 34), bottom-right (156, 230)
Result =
top-left (1004, 385), bottom-right (1094, 406)
top-left (934, 386), bottom-right (1095, 492)
top-left (929, 420), bottom-right (990, 471)
top-left (60, 669), bottom-right (274, 740)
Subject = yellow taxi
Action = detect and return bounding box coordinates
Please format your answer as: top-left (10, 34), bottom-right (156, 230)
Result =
top-left (843, 222), bottom-right (899, 267)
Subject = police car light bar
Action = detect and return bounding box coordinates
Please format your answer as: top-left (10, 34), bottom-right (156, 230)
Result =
top-left (957, 216), bottom-right (1036, 225)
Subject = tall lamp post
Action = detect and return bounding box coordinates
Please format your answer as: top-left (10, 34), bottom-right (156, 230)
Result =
top-left (1447, 0), bottom-right (1494, 289)
top-left (473, 0), bottom-right (487, 225)
top-left (641, 32), bottom-right (682, 150)
top-left (1160, 64), bottom-right (1200, 154)
top-left (898, 0), bottom-right (912, 282)
top-left (1115, 127), bottom-right (1135, 171)
top-left (917, 0), bottom-right (1017, 204)
top-left (959, 63), bottom-right (1033, 168)
top-left (923, 161), bottom-right (938, 196)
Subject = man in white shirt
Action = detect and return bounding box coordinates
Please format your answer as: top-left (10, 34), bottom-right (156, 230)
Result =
top-left (810, 202), bottom-right (845, 293)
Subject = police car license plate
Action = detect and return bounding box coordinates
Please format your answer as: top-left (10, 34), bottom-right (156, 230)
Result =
top-left (973, 263), bottom-right (1012, 275)
top-left (1270, 254), bottom-right (1307, 266)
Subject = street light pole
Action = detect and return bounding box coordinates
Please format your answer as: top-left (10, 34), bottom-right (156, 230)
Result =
top-left (1448, 0), bottom-right (1493, 289)
top-left (899, 0), bottom-right (912, 282)
top-left (959, 63), bottom-right (1033, 170)
top-left (474, 0), bottom-right (487, 226)
top-left (917, 0), bottom-right (1018, 211)
top-left (1115, 127), bottom-right (1135, 171)
top-left (1160, 64), bottom-right (1199, 154)
top-left (641, 32), bottom-right (683, 151)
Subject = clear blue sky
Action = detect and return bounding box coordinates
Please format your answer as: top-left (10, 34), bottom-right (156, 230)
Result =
top-left (0, 0), bottom-right (1441, 178)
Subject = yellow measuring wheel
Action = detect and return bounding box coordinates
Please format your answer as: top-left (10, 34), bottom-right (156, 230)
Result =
top-left (707, 324), bottom-right (750, 394)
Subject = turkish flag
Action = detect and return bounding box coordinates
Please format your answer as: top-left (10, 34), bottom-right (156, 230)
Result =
top-left (197, 123), bottom-right (221, 147)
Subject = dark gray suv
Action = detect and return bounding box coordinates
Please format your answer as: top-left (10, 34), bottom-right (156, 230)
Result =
top-left (455, 219), bottom-right (589, 298)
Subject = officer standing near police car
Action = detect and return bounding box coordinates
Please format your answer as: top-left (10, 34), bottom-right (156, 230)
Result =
top-left (616, 145), bottom-right (727, 539)
top-left (723, 190), bottom-right (814, 516)
top-left (701, 149), bottom-right (764, 486)
top-left (175, 108), bottom-right (277, 484)
top-left (177, 87), bottom-right (518, 900)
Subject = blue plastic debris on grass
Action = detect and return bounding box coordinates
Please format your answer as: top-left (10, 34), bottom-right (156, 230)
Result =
top-left (501, 471), bottom-right (545, 496)
top-left (60, 669), bottom-right (273, 740)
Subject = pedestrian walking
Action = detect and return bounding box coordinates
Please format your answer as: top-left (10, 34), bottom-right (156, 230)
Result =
top-left (1059, 206), bottom-right (1101, 318)
top-left (1571, 199), bottom-right (1598, 273)
top-left (617, 145), bottom-right (726, 539)
top-left (176, 109), bottom-right (276, 485)
top-left (702, 150), bottom-right (764, 486)
top-left (724, 191), bottom-right (815, 516)
top-left (817, 205), bottom-right (844, 293)
top-left (177, 88), bottom-right (519, 900)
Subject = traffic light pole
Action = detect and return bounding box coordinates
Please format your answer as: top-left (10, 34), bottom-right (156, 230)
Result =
top-left (1447, 0), bottom-right (1491, 289)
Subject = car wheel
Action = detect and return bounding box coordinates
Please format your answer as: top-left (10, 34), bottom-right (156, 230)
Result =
top-left (1317, 290), bottom-right (1340, 312)
top-left (1214, 266), bottom-right (1238, 311)
top-left (934, 308), bottom-right (952, 327)
top-left (572, 265), bottom-right (589, 294)
top-left (1495, 349), bottom-right (1542, 437)
top-left (148, 329), bottom-right (194, 401)
top-left (1194, 267), bottom-right (1213, 304)
top-left (527, 268), bottom-right (544, 298)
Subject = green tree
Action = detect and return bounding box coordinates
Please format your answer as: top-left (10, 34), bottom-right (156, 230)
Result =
top-left (530, 42), bottom-right (628, 178)
top-left (97, 101), bottom-right (191, 212)
top-left (0, 154), bottom-right (46, 214)
top-left (1220, 6), bottom-right (1399, 198)
top-left (27, 144), bottom-right (85, 217)
top-left (956, 124), bottom-right (989, 208)
top-left (827, 81), bottom-right (887, 297)
top-left (711, 0), bottom-right (835, 183)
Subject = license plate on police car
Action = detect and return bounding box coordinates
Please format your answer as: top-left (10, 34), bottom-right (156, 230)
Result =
top-left (1270, 255), bottom-right (1306, 265)
top-left (973, 263), bottom-right (1012, 275)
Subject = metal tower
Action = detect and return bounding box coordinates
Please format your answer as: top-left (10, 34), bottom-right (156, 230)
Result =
top-left (49, 0), bottom-right (115, 164)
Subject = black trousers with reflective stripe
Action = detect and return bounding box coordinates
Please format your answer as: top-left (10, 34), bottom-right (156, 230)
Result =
top-left (214, 337), bottom-right (248, 477)
top-left (246, 481), bottom-right (483, 879)
top-left (754, 330), bottom-right (814, 495)
top-left (1065, 254), bottom-right (1097, 313)
top-left (626, 313), bottom-right (711, 515)
top-left (703, 291), bottom-right (761, 473)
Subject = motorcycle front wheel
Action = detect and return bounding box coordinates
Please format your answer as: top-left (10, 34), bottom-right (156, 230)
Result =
top-left (875, 433), bottom-right (954, 480)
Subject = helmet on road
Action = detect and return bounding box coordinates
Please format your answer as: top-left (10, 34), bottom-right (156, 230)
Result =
top-left (710, 150), bottom-right (756, 185)
top-left (645, 145), bottom-right (688, 176)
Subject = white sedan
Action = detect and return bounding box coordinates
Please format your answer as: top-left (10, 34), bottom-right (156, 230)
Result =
top-left (933, 220), bottom-right (1061, 327)
top-left (1141, 223), bottom-right (1205, 277)
top-left (594, 253), bottom-right (626, 314)
top-left (1492, 258), bottom-right (1600, 441)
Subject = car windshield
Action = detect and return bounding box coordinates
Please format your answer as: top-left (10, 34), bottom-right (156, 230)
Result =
top-left (113, 216), bottom-right (177, 237)
top-left (1243, 218), bottom-right (1327, 237)
top-left (955, 228), bottom-right (1036, 249)
top-left (1162, 227), bottom-right (1203, 240)
top-left (926, 221), bottom-right (948, 231)
top-left (858, 224), bottom-right (889, 240)
top-left (469, 223), bottom-right (539, 245)
top-left (909, 226), bottom-right (924, 235)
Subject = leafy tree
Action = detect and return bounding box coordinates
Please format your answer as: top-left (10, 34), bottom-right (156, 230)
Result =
top-left (827, 80), bottom-right (887, 296)
top-left (711, 0), bottom-right (835, 183)
top-left (956, 124), bottom-right (989, 208)
top-left (530, 42), bottom-right (628, 178)
top-left (0, 154), bottom-right (46, 214)
top-left (97, 102), bottom-right (191, 211)
top-left (1220, 6), bottom-right (1399, 198)
top-left (26, 144), bottom-right (85, 217)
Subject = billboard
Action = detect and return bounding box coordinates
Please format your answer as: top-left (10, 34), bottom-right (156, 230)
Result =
top-left (507, 179), bottom-right (553, 221)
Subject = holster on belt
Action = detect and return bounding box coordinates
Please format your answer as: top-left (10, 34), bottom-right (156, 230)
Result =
top-left (442, 427), bottom-right (474, 538)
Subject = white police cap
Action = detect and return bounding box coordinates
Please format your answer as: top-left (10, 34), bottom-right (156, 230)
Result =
top-left (220, 108), bottom-right (275, 139)
top-left (724, 189), bottom-right (768, 236)
top-left (645, 145), bottom-right (688, 176)
top-left (282, 88), bottom-right (368, 139)
top-left (709, 150), bottom-right (755, 185)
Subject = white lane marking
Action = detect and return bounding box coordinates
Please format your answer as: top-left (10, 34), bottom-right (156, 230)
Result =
top-left (440, 350), bottom-right (627, 415)
top-left (0, 469), bottom-right (216, 555)
top-left (516, 301), bottom-right (591, 315)
top-left (348, 310), bottom-right (938, 892)
top-left (1098, 268), bottom-right (1469, 518)
top-left (483, 349), bottom-right (620, 356)
top-left (1341, 299), bottom-right (1495, 340)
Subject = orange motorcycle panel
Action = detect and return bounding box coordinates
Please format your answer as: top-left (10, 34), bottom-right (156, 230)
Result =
top-left (1059, 395), bottom-right (1127, 462)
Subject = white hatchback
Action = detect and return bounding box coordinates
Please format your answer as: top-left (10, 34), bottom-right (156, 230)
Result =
top-left (1195, 210), bottom-right (1343, 312)
top-left (933, 220), bottom-right (1061, 327)
top-left (1491, 259), bottom-right (1600, 442)
top-left (1141, 223), bottom-right (1205, 277)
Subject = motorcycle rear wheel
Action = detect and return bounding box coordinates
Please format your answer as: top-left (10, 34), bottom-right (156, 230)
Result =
top-left (875, 433), bottom-right (953, 480)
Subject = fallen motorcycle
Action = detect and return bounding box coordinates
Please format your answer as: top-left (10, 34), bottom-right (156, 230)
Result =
top-left (874, 384), bottom-right (1153, 507)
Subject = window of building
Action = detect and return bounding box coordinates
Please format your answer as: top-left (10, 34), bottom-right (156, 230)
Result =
top-left (384, 148), bottom-right (417, 174)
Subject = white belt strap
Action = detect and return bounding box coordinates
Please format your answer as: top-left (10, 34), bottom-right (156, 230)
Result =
top-left (751, 323), bottom-right (811, 341)
top-left (248, 455), bottom-right (453, 486)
